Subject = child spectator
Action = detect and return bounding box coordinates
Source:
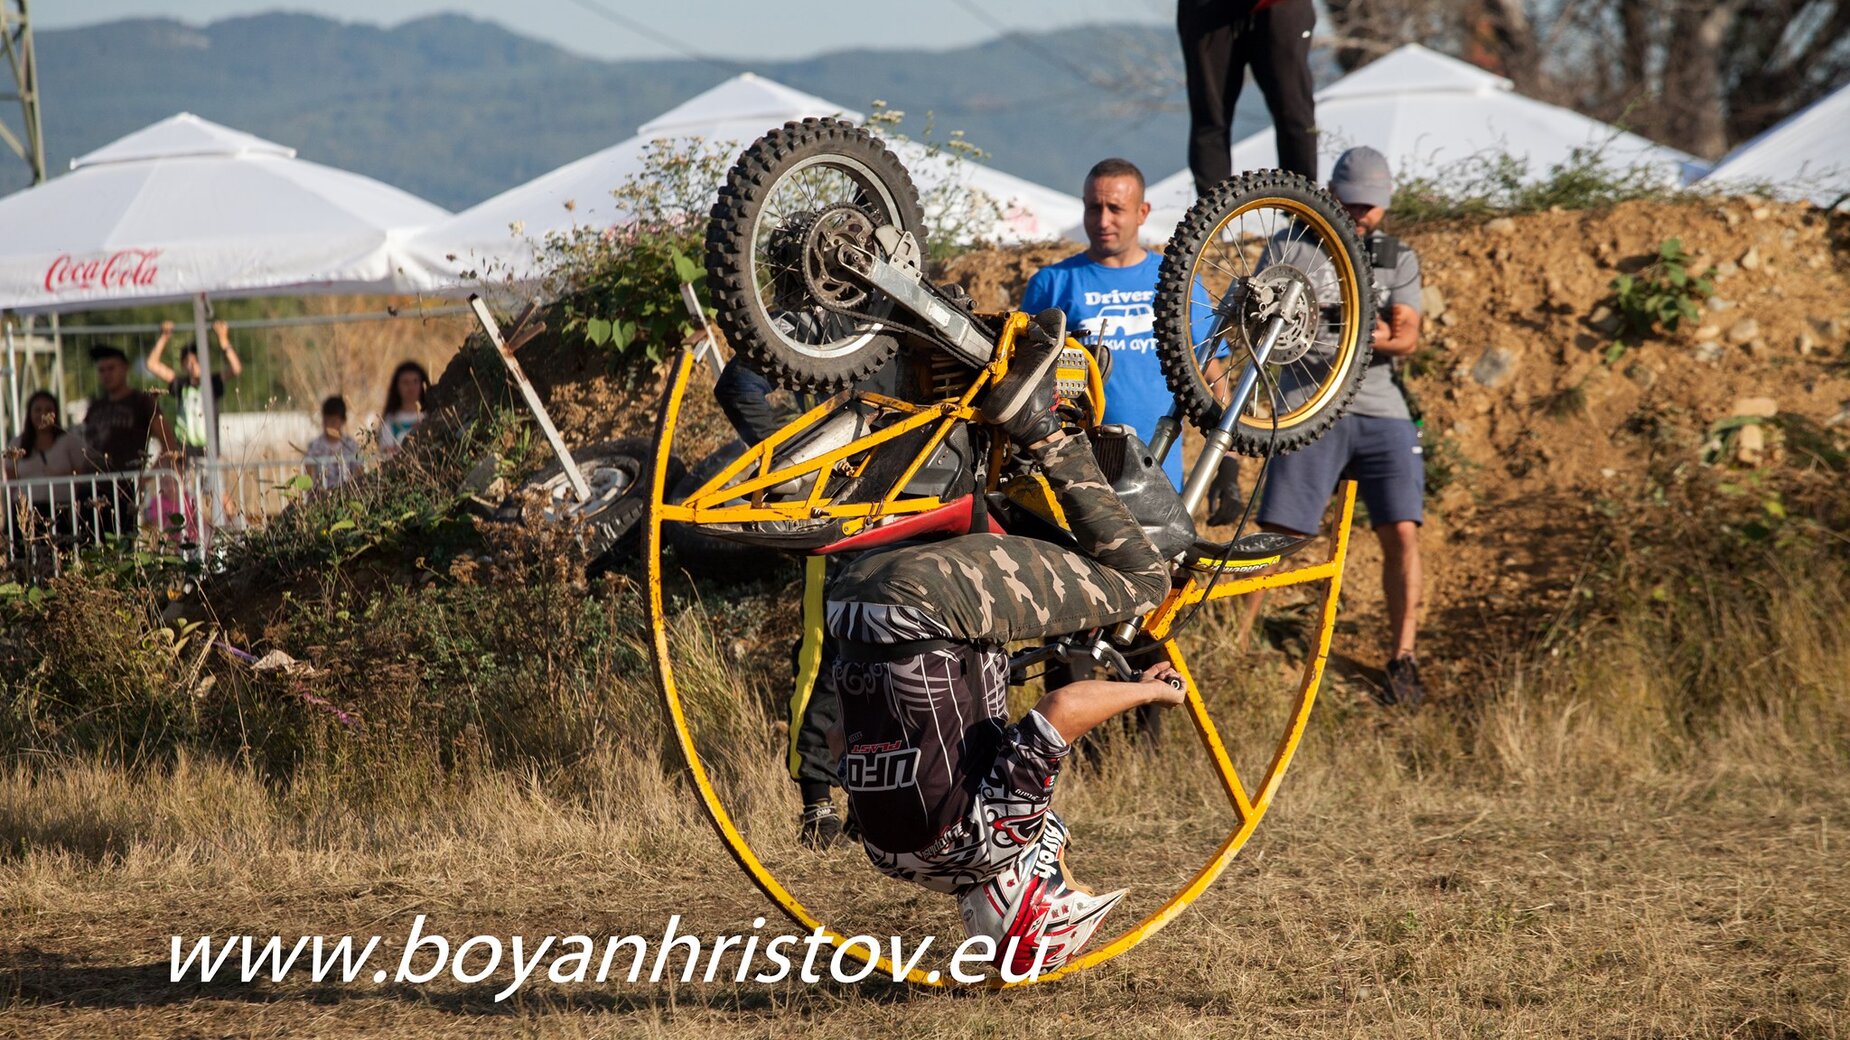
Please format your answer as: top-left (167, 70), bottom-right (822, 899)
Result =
top-left (376, 361), bottom-right (429, 456)
top-left (141, 469), bottom-right (200, 544)
top-left (303, 396), bottom-right (363, 489)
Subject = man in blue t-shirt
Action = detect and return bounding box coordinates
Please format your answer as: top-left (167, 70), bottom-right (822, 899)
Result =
top-left (1021, 158), bottom-right (1217, 746)
top-left (1020, 158), bottom-right (1193, 490)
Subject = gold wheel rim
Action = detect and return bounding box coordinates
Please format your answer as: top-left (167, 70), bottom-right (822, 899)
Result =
top-left (1184, 196), bottom-right (1365, 432)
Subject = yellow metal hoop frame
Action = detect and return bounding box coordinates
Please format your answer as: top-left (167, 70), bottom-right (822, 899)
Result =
top-left (646, 346), bottom-right (1356, 987)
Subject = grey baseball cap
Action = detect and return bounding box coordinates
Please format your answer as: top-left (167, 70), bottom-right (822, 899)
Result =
top-left (1329, 146), bottom-right (1393, 209)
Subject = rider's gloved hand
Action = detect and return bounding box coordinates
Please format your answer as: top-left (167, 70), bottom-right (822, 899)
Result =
top-left (1204, 454), bottom-right (1243, 527)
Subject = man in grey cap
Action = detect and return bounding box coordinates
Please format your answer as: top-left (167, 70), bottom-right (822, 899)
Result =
top-left (1254, 145), bottom-right (1429, 705)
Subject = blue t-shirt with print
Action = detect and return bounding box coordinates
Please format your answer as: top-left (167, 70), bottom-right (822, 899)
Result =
top-left (1022, 251), bottom-right (1185, 486)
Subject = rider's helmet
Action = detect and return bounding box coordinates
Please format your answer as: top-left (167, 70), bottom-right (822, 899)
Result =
top-left (957, 817), bottom-right (1127, 976)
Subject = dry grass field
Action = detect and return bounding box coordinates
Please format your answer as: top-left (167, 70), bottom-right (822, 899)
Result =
top-left (4, 572), bottom-right (1847, 1038)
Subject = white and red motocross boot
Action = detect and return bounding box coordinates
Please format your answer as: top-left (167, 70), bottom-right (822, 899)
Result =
top-left (957, 820), bottom-right (1126, 976)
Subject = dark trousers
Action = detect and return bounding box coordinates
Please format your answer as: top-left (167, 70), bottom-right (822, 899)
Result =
top-left (1179, 0), bottom-right (1319, 194)
top-left (713, 358), bottom-right (790, 446)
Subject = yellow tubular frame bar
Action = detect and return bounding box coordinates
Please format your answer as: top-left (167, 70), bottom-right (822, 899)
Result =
top-left (646, 345), bottom-right (1356, 987)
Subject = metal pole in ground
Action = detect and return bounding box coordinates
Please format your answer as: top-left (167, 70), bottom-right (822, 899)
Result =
top-left (680, 282), bottom-right (725, 376)
top-left (467, 295), bottom-right (589, 502)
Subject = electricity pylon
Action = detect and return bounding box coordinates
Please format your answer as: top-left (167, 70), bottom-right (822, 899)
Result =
top-left (1, 0), bottom-right (45, 185)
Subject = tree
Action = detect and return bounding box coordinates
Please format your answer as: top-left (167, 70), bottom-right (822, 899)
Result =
top-left (1321, 0), bottom-right (1850, 160)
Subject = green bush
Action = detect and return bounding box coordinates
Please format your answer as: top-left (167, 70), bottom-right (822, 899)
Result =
top-left (1605, 237), bottom-right (1716, 363)
top-left (534, 139), bottom-right (729, 361)
top-left (1393, 144), bottom-right (1704, 223)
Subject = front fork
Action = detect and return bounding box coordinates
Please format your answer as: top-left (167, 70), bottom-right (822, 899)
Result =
top-left (1100, 280), bottom-right (1305, 659)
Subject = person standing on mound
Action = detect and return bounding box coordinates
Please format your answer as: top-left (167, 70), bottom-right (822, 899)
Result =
top-left (820, 310), bottom-right (1185, 974)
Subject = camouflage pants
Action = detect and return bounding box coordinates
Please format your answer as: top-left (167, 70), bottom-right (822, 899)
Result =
top-left (822, 431), bottom-right (1167, 861)
top-left (824, 432), bottom-right (1167, 646)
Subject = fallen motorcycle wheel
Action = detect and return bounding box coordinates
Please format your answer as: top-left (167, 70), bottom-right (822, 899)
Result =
top-left (500, 438), bottom-right (680, 573)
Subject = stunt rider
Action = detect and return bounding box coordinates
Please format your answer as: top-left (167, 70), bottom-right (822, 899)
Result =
top-left (821, 310), bottom-right (1186, 973)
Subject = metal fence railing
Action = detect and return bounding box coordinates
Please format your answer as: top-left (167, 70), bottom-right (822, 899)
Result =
top-left (2, 455), bottom-right (374, 579)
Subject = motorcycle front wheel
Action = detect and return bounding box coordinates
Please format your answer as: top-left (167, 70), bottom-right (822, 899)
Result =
top-left (1154, 171), bottom-right (1375, 456)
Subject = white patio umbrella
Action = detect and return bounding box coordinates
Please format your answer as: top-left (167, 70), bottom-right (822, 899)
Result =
top-left (1132, 44), bottom-right (1699, 242)
top-left (1702, 83), bottom-right (1850, 208)
top-left (0, 112), bottom-right (452, 459)
top-left (638, 75), bottom-right (1082, 242)
top-left (409, 72), bottom-right (1081, 286)
top-left (0, 113), bottom-right (451, 312)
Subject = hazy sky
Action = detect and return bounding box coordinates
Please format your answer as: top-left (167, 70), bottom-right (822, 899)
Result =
top-left (39, 0), bottom-right (1176, 61)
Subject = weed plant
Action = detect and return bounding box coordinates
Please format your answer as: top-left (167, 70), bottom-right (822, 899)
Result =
top-left (1393, 144), bottom-right (1726, 224)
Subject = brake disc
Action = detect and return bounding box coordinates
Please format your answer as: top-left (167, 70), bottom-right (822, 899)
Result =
top-left (1241, 264), bottom-right (1320, 365)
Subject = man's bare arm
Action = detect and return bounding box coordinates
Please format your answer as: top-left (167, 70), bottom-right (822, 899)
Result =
top-left (1370, 303), bottom-right (1421, 358)
top-left (214, 320), bottom-right (244, 378)
top-left (146, 321), bottom-right (177, 383)
top-left (1034, 661), bottom-right (1185, 744)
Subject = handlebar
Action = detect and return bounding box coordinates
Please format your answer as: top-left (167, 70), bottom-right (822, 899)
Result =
top-left (1008, 633), bottom-right (1144, 685)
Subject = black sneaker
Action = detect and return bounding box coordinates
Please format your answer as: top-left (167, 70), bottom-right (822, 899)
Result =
top-left (1382, 654), bottom-right (1426, 707)
top-left (978, 308), bottom-right (1067, 445)
top-left (798, 801), bottom-right (844, 850)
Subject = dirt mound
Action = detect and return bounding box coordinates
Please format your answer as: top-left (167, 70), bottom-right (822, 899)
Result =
top-left (943, 199), bottom-right (1850, 696)
top-left (422, 323), bottom-right (662, 451)
top-left (244, 200), bottom-right (1843, 697)
top-left (1381, 199), bottom-right (1846, 694)
top-left (935, 242), bottom-right (1074, 312)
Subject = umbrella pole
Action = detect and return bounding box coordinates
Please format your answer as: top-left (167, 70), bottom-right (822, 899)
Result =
top-left (3, 316), bottom-right (17, 444)
top-left (49, 313), bottom-right (63, 414)
top-left (193, 293), bottom-right (225, 544)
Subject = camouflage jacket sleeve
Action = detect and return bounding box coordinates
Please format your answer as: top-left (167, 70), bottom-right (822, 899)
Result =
top-left (826, 431), bottom-right (1168, 645)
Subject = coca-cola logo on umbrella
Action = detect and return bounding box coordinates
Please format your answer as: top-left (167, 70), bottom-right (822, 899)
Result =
top-left (43, 249), bottom-right (163, 294)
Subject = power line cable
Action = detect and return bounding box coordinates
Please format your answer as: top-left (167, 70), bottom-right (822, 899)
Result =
top-left (943, 0), bottom-right (1120, 92)
top-left (555, 0), bottom-right (741, 76)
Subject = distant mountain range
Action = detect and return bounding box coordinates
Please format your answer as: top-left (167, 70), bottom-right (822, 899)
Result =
top-left (10, 13), bottom-right (1289, 211)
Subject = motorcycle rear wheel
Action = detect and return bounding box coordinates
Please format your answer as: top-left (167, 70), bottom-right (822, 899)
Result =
top-left (706, 118), bottom-right (926, 394)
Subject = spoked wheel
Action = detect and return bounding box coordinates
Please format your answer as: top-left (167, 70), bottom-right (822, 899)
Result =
top-left (501, 438), bottom-right (679, 572)
top-left (706, 117), bottom-right (926, 394)
top-left (1154, 171), bottom-right (1375, 456)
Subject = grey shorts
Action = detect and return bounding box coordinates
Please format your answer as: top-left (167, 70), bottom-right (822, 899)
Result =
top-left (1258, 413), bottom-right (1424, 534)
